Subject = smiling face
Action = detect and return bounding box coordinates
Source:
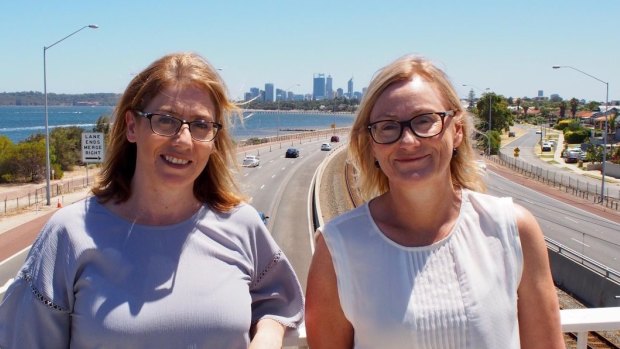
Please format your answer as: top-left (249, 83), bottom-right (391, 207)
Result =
top-left (369, 76), bottom-right (463, 189)
top-left (126, 84), bottom-right (217, 196)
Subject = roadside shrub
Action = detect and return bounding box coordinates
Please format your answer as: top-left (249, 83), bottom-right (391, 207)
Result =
top-left (52, 163), bottom-right (64, 180)
top-left (0, 173), bottom-right (15, 183)
top-left (564, 129), bottom-right (590, 143)
top-left (612, 147), bottom-right (620, 164)
top-left (554, 119), bottom-right (573, 131)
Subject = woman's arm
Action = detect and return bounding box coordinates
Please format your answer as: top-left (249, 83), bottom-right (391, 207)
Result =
top-left (514, 204), bottom-right (565, 348)
top-left (305, 233), bottom-right (354, 349)
top-left (249, 318), bottom-right (285, 349)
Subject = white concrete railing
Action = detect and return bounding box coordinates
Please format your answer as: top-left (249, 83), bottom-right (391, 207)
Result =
top-left (561, 307), bottom-right (620, 349)
top-left (281, 308), bottom-right (620, 349)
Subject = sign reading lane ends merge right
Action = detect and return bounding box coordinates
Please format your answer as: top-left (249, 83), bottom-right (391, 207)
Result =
top-left (82, 132), bottom-right (105, 163)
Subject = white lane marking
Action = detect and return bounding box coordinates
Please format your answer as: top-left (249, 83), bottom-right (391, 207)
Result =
top-left (271, 174), bottom-right (276, 179)
top-left (570, 238), bottom-right (590, 248)
top-left (260, 185), bottom-right (265, 190)
top-left (563, 216), bottom-right (579, 224)
top-left (244, 173), bottom-right (249, 177)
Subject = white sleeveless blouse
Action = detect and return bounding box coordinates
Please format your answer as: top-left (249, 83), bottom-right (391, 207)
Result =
top-left (320, 190), bottom-right (523, 349)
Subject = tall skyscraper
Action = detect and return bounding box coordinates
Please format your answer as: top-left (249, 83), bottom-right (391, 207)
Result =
top-left (265, 83), bottom-right (275, 102)
top-left (347, 77), bottom-right (354, 99)
top-left (250, 87), bottom-right (260, 99)
top-left (313, 74), bottom-right (326, 100)
top-left (326, 75), bottom-right (333, 99)
top-left (275, 88), bottom-right (285, 101)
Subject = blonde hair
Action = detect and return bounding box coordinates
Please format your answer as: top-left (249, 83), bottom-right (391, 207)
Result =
top-left (92, 52), bottom-right (245, 212)
top-left (349, 55), bottom-right (485, 201)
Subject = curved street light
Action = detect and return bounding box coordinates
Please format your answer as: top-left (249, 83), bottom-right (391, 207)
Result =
top-left (463, 84), bottom-right (492, 155)
top-left (43, 24), bottom-right (98, 205)
top-left (552, 65), bottom-right (609, 203)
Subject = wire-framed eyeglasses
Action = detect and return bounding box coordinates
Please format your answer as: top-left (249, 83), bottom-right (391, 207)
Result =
top-left (367, 110), bottom-right (455, 144)
top-left (134, 110), bottom-right (222, 142)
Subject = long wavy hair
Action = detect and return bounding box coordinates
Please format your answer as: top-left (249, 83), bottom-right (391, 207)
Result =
top-left (92, 52), bottom-right (245, 212)
top-left (349, 55), bottom-right (485, 201)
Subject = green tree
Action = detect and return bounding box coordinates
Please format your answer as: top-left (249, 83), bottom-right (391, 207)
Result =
top-left (559, 101), bottom-right (567, 119)
top-left (569, 98), bottom-right (579, 118)
top-left (0, 136), bottom-right (16, 182)
top-left (586, 101), bottom-right (601, 111)
top-left (609, 109), bottom-right (617, 134)
top-left (51, 126), bottom-right (83, 171)
top-left (475, 92), bottom-right (513, 132)
top-left (13, 138), bottom-right (46, 182)
top-left (488, 130), bottom-right (502, 155)
top-left (467, 89), bottom-right (475, 110)
top-left (94, 114), bottom-right (112, 135)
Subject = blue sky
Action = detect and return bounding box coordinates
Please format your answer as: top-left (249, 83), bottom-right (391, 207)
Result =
top-left (2, 0), bottom-right (618, 103)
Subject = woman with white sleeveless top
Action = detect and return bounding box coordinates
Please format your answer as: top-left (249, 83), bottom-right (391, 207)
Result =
top-left (305, 55), bottom-right (563, 348)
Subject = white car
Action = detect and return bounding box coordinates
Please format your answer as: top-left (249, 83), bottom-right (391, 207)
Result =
top-left (242, 155), bottom-right (260, 167)
top-left (474, 159), bottom-right (487, 174)
top-left (321, 143), bottom-right (332, 151)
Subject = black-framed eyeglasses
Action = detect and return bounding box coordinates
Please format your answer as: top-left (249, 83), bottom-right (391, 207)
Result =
top-left (134, 110), bottom-right (222, 142)
top-left (367, 110), bottom-right (455, 144)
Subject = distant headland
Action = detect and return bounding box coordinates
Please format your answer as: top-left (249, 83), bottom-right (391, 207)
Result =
top-left (0, 91), bottom-right (361, 112)
top-left (0, 92), bottom-right (121, 106)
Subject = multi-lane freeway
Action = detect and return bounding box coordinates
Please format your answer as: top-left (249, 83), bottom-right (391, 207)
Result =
top-left (486, 165), bottom-right (620, 271)
top-left (235, 137), bottom-right (342, 290)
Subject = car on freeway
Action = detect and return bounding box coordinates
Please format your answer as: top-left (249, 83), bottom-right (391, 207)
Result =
top-left (321, 143), bottom-right (332, 151)
top-left (242, 155), bottom-right (260, 167)
top-left (474, 159), bottom-right (487, 173)
top-left (330, 135), bottom-right (340, 142)
top-left (535, 130), bottom-right (542, 134)
top-left (541, 142), bottom-right (552, 152)
top-left (285, 148), bottom-right (300, 158)
top-left (258, 212), bottom-right (269, 225)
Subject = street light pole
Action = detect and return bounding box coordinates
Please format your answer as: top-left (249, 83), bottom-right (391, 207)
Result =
top-left (463, 84), bottom-right (492, 155)
top-left (552, 65), bottom-right (609, 203)
top-left (43, 24), bottom-right (98, 206)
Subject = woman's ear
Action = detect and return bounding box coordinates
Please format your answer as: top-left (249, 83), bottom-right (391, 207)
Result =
top-left (125, 110), bottom-right (137, 143)
top-left (452, 118), bottom-right (464, 148)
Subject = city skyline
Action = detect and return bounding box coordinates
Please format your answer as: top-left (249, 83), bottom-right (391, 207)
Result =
top-left (2, 1), bottom-right (619, 103)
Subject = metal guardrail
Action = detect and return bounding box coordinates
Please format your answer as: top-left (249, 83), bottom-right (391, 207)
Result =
top-left (546, 237), bottom-right (620, 284)
top-left (494, 152), bottom-right (620, 211)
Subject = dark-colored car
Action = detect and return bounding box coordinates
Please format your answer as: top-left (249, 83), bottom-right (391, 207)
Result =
top-left (258, 212), bottom-right (269, 225)
top-left (285, 148), bottom-right (300, 158)
top-left (330, 135), bottom-right (340, 142)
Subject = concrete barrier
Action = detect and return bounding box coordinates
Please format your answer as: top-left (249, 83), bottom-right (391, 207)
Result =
top-left (549, 248), bottom-right (620, 308)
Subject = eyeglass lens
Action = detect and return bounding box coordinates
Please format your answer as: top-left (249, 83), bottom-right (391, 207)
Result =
top-left (150, 113), bottom-right (218, 141)
top-left (370, 113), bottom-right (444, 144)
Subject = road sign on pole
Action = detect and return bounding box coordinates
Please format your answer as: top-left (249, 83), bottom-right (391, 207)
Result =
top-left (81, 132), bottom-right (105, 163)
